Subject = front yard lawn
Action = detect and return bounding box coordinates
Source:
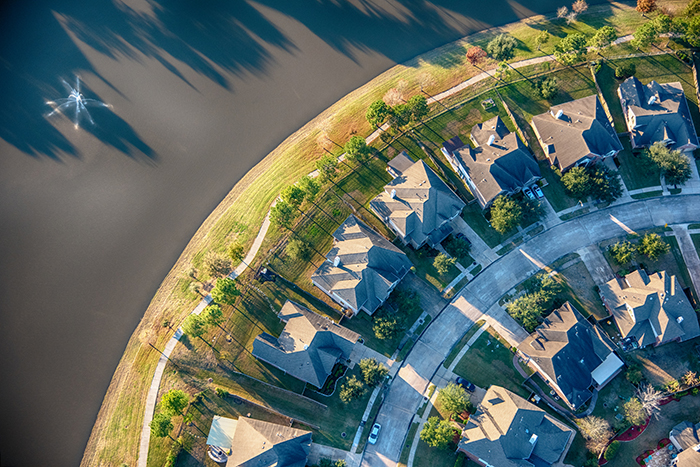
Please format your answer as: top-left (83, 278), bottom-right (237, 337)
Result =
top-left (539, 162), bottom-right (578, 212)
top-left (400, 243), bottom-right (460, 291)
top-left (413, 407), bottom-right (459, 467)
top-left (615, 136), bottom-right (661, 191)
top-left (555, 261), bottom-right (608, 320)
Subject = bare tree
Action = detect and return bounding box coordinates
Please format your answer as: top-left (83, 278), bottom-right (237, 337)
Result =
top-left (572, 0), bottom-right (589, 14)
top-left (636, 383), bottom-right (665, 420)
top-left (682, 371), bottom-right (699, 388)
top-left (417, 72), bottom-right (436, 92)
top-left (578, 416), bottom-right (613, 455)
top-left (557, 6), bottom-right (569, 18)
top-left (383, 87), bottom-right (404, 106)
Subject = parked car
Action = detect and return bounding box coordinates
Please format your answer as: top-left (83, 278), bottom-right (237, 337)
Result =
top-left (368, 423), bottom-right (382, 445)
top-left (523, 187), bottom-right (536, 200)
top-left (532, 185), bottom-right (544, 199)
top-left (455, 376), bottom-right (475, 392)
top-left (455, 232), bottom-right (472, 245)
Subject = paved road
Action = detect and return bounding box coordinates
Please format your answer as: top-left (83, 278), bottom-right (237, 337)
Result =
top-left (361, 195), bottom-right (700, 467)
top-left (672, 224), bottom-right (700, 298)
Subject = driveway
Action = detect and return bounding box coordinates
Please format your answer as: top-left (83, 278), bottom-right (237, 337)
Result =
top-left (577, 244), bottom-right (615, 286)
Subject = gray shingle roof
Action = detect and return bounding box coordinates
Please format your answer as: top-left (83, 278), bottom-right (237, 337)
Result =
top-left (225, 418), bottom-right (312, 467)
top-left (518, 302), bottom-right (621, 409)
top-left (458, 386), bottom-right (573, 467)
top-left (531, 95), bottom-right (622, 171)
top-left (671, 421), bottom-right (700, 450)
top-left (311, 215), bottom-right (412, 315)
top-left (618, 77), bottom-right (699, 150)
top-left (600, 270), bottom-right (700, 348)
top-left (252, 300), bottom-right (359, 387)
top-left (370, 157), bottom-right (465, 247)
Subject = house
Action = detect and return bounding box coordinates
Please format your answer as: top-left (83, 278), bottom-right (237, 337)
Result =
top-left (252, 300), bottom-right (360, 387)
top-left (311, 215), bottom-right (412, 315)
top-left (531, 95), bottom-right (622, 172)
top-left (206, 416), bottom-right (312, 467)
top-left (441, 116), bottom-right (541, 209)
top-left (517, 302), bottom-right (624, 410)
top-left (618, 77), bottom-right (699, 153)
top-left (670, 421), bottom-right (700, 466)
top-left (599, 269), bottom-right (700, 349)
top-left (370, 151), bottom-right (465, 248)
top-left (457, 385), bottom-right (574, 467)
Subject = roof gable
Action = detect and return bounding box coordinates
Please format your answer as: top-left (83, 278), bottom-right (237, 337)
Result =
top-left (227, 418), bottom-right (312, 467)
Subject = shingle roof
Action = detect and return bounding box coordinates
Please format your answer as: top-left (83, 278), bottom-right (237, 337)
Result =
top-left (518, 302), bottom-right (622, 409)
top-left (618, 77), bottom-right (699, 150)
top-left (370, 158), bottom-right (465, 246)
top-left (224, 418), bottom-right (312, 467)
top-left (252, 301), bottom-right (359, 387)
top-left (458, 386), bottom-right (573, 467)
top-left (311, 215), bottom-right (412, 315)
top-left (671, 421), bottom-right (700, 450)
top-left (531, 95), bottom-right (622, 171)
top-left (600, 270), bottom-right (700, 348)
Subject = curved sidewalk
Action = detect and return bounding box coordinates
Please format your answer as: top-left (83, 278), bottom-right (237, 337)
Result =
top-left (361, 195), bottom-right (700, 467)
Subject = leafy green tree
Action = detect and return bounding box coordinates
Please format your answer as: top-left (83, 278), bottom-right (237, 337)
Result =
top-left (652, 14), bottom-right (673, 34)
top-left (270, 200), bottom-right (297, 228)
top-left (604, 441), bottom-right (620, 460)
top-left (182, 313), bottom-right (206, 338)
top-left (637, 233), bottom-right (670, 261)
top-left (623, 397), bottom-right (647, 425)
top-left (373, 316), bottom-right (400, 340)
top-left (554, 33), bottom-right (588, 65)
top-left (299, 175), bottom-right (320, 200)
top-left (211, 277), bottom-right (240, 306)
top-left (204, 251), bottom-right (231, 278)
top-left (636, 0), bottom-right (657, 13)
top-left (407, 95), bottom-right (429, 122)
top-left (645, 143), bottom-right (692, 187)
top-left (202, 304), bottom-right (224, 327)
top-left (589, 26), bottom-right (617, 50)
top-left (615, 62), bottom-right (636, 79)
top-left (443, 236), bottom-right (471, 262)
top-left (281, 184), bottom-right (306, 207)
top-left (535, 30), bottom-right (550, 50)
top-left (682, 15), bottom-right (700, 47)
top-left (626, 364), bottom-right (644, 385)
top-left (561, 166), bottom-right (591, 199)
top-left (631, 21), bottom-right (660, 49)
top-left (388, 103), bottom-right (411, 130)
top-left (507, 293), bottom-right (545, 332)
top-left (286, 238), bottom-right (312, 261)
top-left (316, 153), bottom-right (339, 182)
top-left (359, 358), bottom-right (389, 387)
top-left (150, 412), bottom-right (174, 438)
top-left (339, 375), bottom-right (366, 403)
top-left (437, 383), bottom-right (470, 416)
top-left (533, 76), bottom-right (558, 99)
top-left (609, 241), bottom-right (635, 265)
top-left (227, 241), bottom-right (245, 263)
top-left (588, 164), bottom-right (622, 203)
top-left (160, 389), bottom-right (189, 416)
top-left (490, 195), bottom-right (522, 234)
top-left (344, 135), bottom-right (371, 164)
top-left (486, 34), bottom-right (517, 61)
top-left (420, 417), bottom-right (458, 450)
top-left (433, 253), bottom-right (457, 276)
top-left (495, 61), bottom-right (510, 81)
top-left (366, 100), bottom-right (391, 128)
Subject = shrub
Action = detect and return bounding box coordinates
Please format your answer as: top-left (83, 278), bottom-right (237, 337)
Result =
top-left (605, 440), bottom-right (620, 460)
top-left (615, 63), bottom-right (636, 79)
top-left (215, 387), bottom-right (229, 398)
top-left (533, 76), bottom-right (558, 99)
top-left (486, 34), bottom-right (517, 61)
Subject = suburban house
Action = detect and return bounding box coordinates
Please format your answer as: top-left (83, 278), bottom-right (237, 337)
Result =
top-left (370, 151), bottom-right (465, 248)
top-left (599, 269), bottom-right (700, 349)
top-left (311, 215), bottom-right (412, 315)
top-left (670, 421), bottom-right (700, 466)
top-left (531, 95), bottom-right (622, 172)
top-left (457, 385), bottom-right (574, 467)
top-left (618, 77), bottom-right (699, 152)
top-left (441, 116), bottom-right (541, 209)
top-left (517, 302), bottom-right (624, 410)
top-left (205, 416), bottom-right (312, 467)
top-left (252, 300), bottom-right (360, 387)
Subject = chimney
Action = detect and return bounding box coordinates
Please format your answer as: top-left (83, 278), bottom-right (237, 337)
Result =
top-left (390, 189), bottom-right (396, 199)
top-left (555, 109), bottom-right (564, 119)
top-left (333, 256), bottom-right (341, 267)
top-left (648, 95), bottom-right (657, 105)
top-left (487, 134), bottom-right (496, 146)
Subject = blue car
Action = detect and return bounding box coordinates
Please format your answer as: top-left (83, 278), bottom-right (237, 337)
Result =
top-left (455, 377), bottom-right (475, 392)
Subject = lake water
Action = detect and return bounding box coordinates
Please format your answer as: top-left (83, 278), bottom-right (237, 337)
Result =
top-left (0, 0), bottom-right (615, 465)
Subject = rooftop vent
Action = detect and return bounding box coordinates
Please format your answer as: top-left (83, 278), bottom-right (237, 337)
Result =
top-left (529, 434), bottom-right (538, 445)
top-left (303, 345), bottom-right (309, 350)
top-left (487, 134), bottom-right (496, 146)
top-left (390, 189), bottom-right (396, 199)
top-left (555, 109), bottom-right (564, 119)
top-left (333, 256), bottom-right (341, 267)
top-left (677, 316), bottom-right (684, 324)
top-left (648, 95), bottom-right (658, 105)
top-left (486, 158), bottom-right (491, 162)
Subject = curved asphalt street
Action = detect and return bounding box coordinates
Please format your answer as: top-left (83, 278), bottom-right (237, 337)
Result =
top-left (361, 195), bottom-right (700, 467)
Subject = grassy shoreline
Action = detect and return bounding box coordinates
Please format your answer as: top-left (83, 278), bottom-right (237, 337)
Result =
top-left (80, 2), bottom-right (691, 465)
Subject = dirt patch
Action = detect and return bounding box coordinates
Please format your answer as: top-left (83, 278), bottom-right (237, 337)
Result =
top-left (628, 338), bottom-right (700, 387)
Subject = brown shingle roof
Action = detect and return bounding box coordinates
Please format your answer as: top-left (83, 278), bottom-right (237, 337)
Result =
top-left (225, 418), bottom-right (312, 467)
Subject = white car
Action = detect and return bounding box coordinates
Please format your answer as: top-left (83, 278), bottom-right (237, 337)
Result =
top-left (532, 185), bottom-right (545, 199)
top-left (368, 423), bottom-right (382, 445)
top-left (523, 187), bottom-right (536, 200)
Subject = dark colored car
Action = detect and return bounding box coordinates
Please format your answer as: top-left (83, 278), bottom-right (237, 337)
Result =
top-left (455, 376), bottom-right (475, 392)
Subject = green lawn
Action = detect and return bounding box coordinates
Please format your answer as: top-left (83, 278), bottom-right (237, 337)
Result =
top-left (539, 161), bottom-right (579, 211)
top-left (590, 372), bottom-right (637, 430)
top-left (627, 336), bottom-right (700, 387)
top-left (400, 243), bottom-right (460, 291)
top-left (443, 320), bottom-right (486, 369)
top-left (692, 233), bottom-right (700, 256)
top-left (594, 60), bottom-right (627, 133)
top-left (453, 327), bottom-right (529, 399)
top-left (461, 202), bottom-right (513, 248)
top-left (616, 136), bottom-right (661, 191)
top-left (398, 422), bottom-right (420, 464)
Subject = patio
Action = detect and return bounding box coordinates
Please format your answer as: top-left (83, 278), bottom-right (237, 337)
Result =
top-left (636, 439), bottom-right (676, 467)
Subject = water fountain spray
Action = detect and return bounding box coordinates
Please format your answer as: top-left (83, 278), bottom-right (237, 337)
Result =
top-left (46, 76), bottom-right (110, 129)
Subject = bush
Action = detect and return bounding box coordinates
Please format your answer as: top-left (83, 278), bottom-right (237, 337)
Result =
top-left (215, 387), bottom-right (229, 398)
top-left (533, 76), bottom-right (558, 99)
top-left (604, 440), bottom-right (620, 460)
top-left (486, 34), bottom-right (517, 61)
top-left (454, 451), bottom-right (467, 467)
top-left (615, 63), bottom-right (636, 79)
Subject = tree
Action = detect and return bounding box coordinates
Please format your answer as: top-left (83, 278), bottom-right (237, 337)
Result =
top-left (388, 103), bottom-right (411, 130)
top-left (227, 241), bottom-right (244, 263)
top-left (188, 282), bottom-right (201, 297)
top-left (636, 382), bottom-right (665, 419)
top-left (366, 100), bottom-right (391, 128)
top-left (373, 316), bottom-right (400, 340)
top-left (150, 412), bottom-right (174, 438)
top-left (437, 383), bottom-right (470, 416)
top-left (443, 235), bottom-right (471, 261)
top-left (578, 416), bottom-right (613, 455)
top-left (486, 34), bottom-right (517, 61)
top-left (182, 313), bottom-right (206, 338)
top-left (494, 61), bottom-right (510, 81)
top-left (637, 0), bottom-right (657, 13)
top-left (420, 417), bottom-right (458, 450)
top-left (211, 277), bottom-right (240, 306)
top-left (637, 233), bottom-right (670, 261)
top-left (160, 389), bottom-right (189, 416)
top-left (645, 142), bottom-right (692, 187)
top-left (299, 175), bottom-right (320, 200)
top-left (561, 166), bottom-right (591, 199)
top-left (623, 397), bottom-right (647, 425)
top-left (490, 195), bottom-right (522, 234)
top-left (286, 238), bottom-right (312, 261)
top-left (204, 251), bottom-right (231, 278)
top-left (339, 375), bottom-right (366, 403)
top-left (433, 253), bottom-right (457, 276)
top-left (665, 379), bottom-right (680, 393)
top-left (535, 30), bottom-right (550, 51)
top-left (589, 26), bottom-right (617, 50)
top-left (270, 200), bottom-right (297, 228)
top-left (557, 6), bottom-right (569, 18)
top-left (682, 371), bottom-right (699, 387)
top-left (344, 135), bottom-right (371, 164)
top-left (533, 76), bottom-right (558, 99)
top-left (554, 33), bottom-right (588, 65)
top-left (626, 364), bottom-right (644, 385)
top-left (407, 95), bottom-right (429, 122)
top-left (359, 358), bottom-right (389, 387)
top-left (465, 46), bottom-right (487, 67)
top-left (631, 21), bottom-right (660, 49)
top-left (609, 241), bottom-right (635, 265)
top-left (316, 153), bottom-right (339, 182)
top-left (604, 441), bottom-right (620, 461)
top-left (202, 304), bottom-right (224, 327)
top-left (615, 62), bottom-right (636, 79)
top-left (507, 292), bottom-right (545, 332)
top-left (588, 164), bottom-right (622, 204)
top-left (572, 0), bottom-right (589, 14)
top-left (281, 184), bottom-right (306, 207)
